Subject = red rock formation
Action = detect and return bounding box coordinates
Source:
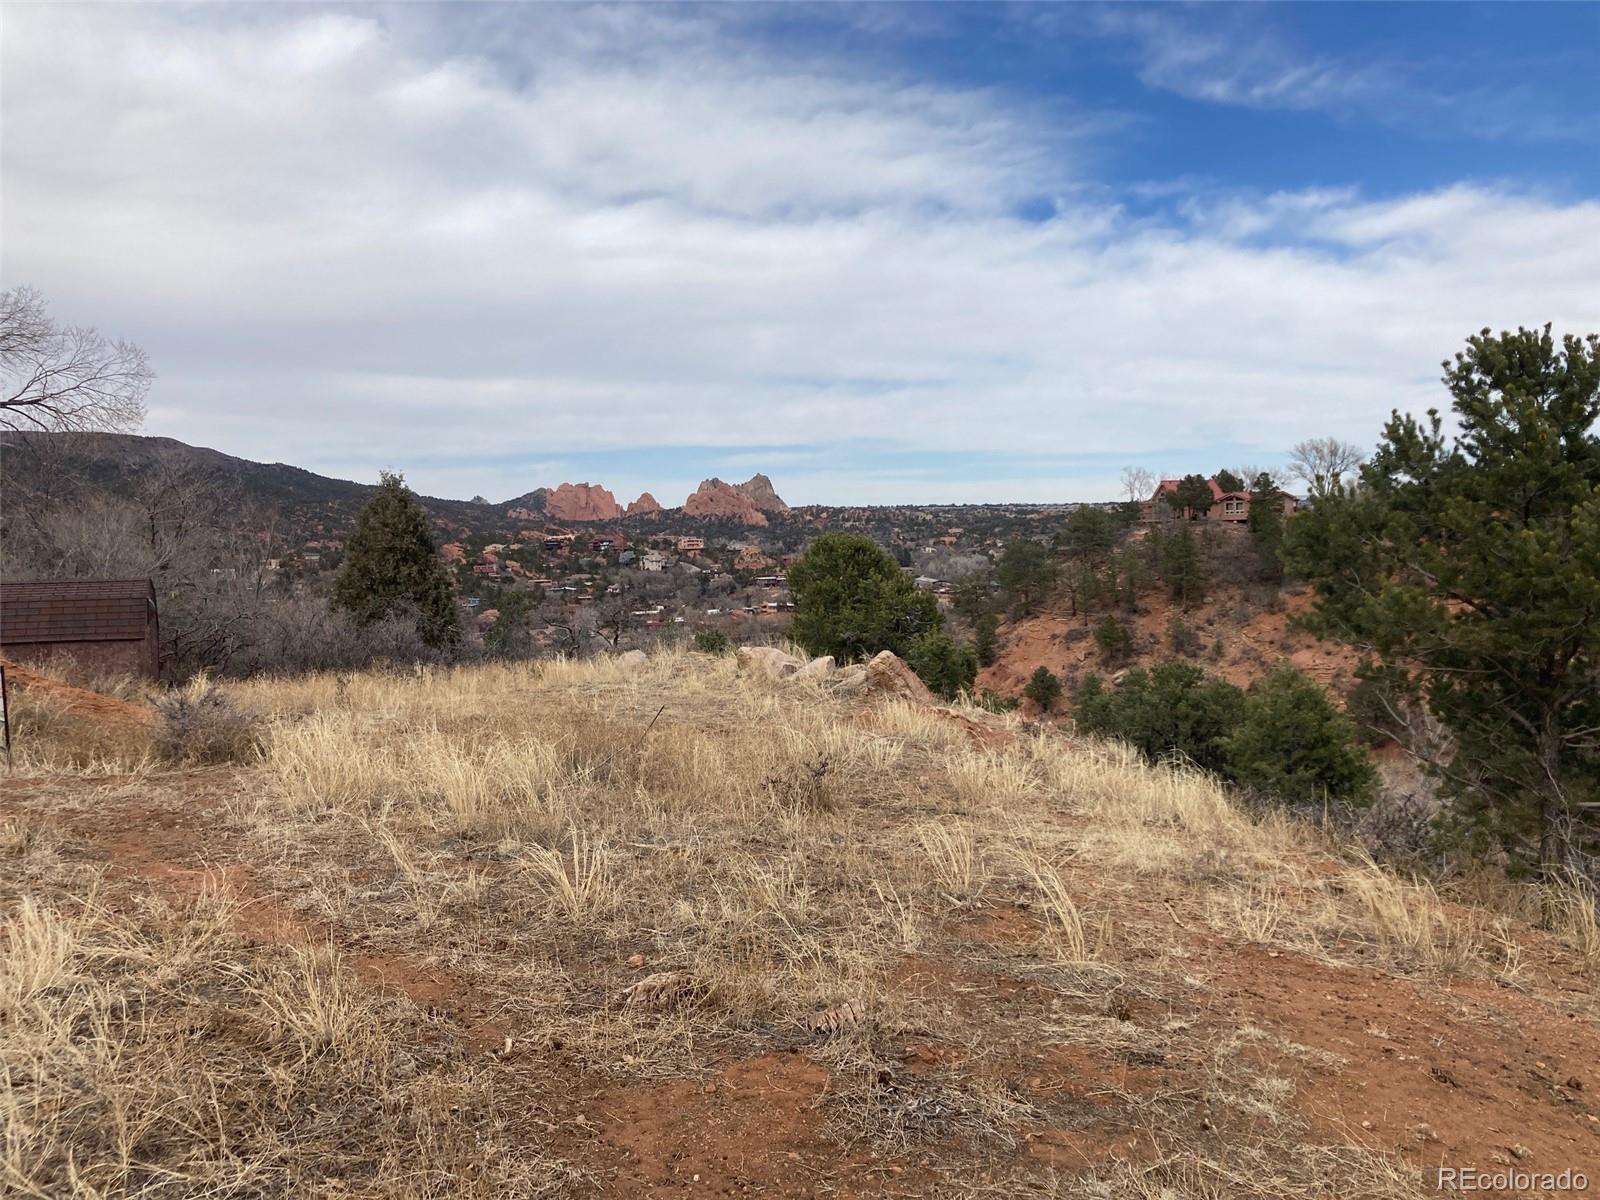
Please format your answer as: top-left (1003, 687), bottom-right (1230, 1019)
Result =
top-left (735, 474), bottom-right (789, 515)
top-left (438, 542), bottom-right (467, 564)
top-left (627, 492), bottom-right (663, 517)
top-left (543, 483), bottom-right (625, 523)
top-left (683, 478), bottom-right (769, 526)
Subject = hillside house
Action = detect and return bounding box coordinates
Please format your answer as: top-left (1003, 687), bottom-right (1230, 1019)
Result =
top-left (676, 536), bottom-right (706, 553)
top-left (0, 579), bottom-right (160, 680)
top-left (1141, 478), bottom-right (1296, 524)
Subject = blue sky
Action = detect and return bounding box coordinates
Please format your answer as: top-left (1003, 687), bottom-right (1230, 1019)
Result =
top-left (5, 2), bottom-right (1599, 504)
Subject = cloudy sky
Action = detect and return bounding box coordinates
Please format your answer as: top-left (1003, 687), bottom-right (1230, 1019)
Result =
top-left (5, 3), bottom-right (1599, 505)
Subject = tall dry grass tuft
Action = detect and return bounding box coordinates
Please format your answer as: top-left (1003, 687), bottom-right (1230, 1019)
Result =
top-left (519, 827), bottom-right (615, 923)
top-left (916, 821), bottom-right (984, 904)
top-left (1335, 861), bottom-right (1482, 974)
top-left (1016, 851), bottom-right (1094, 962)
top-left (1544, 874), bottom-right (1600, 975)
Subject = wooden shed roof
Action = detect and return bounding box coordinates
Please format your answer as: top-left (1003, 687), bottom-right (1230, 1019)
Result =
top-left (0, 579), bottom-right (156, 644)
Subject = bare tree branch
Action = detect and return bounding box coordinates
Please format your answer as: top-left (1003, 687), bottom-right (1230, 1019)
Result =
top-left (1287, 436), bottom-right (1365, 498)
top-left (0, 286), bottom-right (152, 433)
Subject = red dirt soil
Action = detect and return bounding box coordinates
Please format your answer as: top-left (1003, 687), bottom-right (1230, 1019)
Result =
top-left (6, 772), bottom-right (1599, 1196)
top-left (1, 655), bottom-right (155, 726)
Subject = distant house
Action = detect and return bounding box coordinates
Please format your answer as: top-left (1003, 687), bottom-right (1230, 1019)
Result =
top-left (1141, 478), bottom-right (1296, 524)
top-left (675, 536), bottom-right (706, 553)
top-left (0, 579), bottom-right (160, 680)
top-left (640, 551), bottom-right (669, 572)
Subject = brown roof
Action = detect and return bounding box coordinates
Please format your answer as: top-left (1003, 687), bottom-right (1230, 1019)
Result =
top-left (0, 579), bottom-right (156, 645)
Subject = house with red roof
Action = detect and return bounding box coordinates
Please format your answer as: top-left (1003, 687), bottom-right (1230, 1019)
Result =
top-left (1141, 478), bottom-right (1296, 525)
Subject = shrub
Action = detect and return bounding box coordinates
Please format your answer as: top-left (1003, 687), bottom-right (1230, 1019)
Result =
top-left (1167, 615), bottom-right (1199, 656)
top-left (1073, 661), bottom-right (1244, 775)
top-left (1024, 666), bottom-right (1063, 713)
top-left (1093, 615), bottom-right (1133, 665)
top-left (906, 629), bottom-right (977, 700)
top-left (788, 533), bottom-right (940, 663)
top-left (973, 689), bottom-right (1019, 713)
top-left (693, 630), bottom-right (732, 656)
top-left (218, 596), bottom-right (447, 678)
top-left (974, 613), bottom-right (1000, 668)
top-left (1225, 667), bottom-right (1377, 805)
top-left (153, 677), bottom-right (261, 766)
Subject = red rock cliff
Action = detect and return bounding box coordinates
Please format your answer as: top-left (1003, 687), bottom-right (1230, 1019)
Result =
top-left (543, 483), bottom-right (625, 522)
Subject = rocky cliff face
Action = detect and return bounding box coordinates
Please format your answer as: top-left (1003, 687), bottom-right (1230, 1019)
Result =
top-left (735, 473), bottom-right (789, 515)
top-left (626, 492), bottom-right (663, 517)
top-left (683, 478), bottom-right (769, 526)
top-left (681, 475), bottom-right (788, 525)
top-left (543, 482), bottom-right (625, 523)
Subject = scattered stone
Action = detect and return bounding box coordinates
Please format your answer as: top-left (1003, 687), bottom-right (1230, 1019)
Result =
top-left (833, 664), bottom-right (869, 696)
top-left (736, 646), bottom-right (803, 678)
top-left (864, 650), bottom-right (934, 704)
top-left (795, 655), bottom-right (836, 681)
top-left (619, 970), bottom-right (695, 1011)
top-left (808, 999), bottom-right (866, 1037)
top-left (1509, 1144), bottom-right (1532, 1161)
top-left (615, 649), bottom-right (648, 670)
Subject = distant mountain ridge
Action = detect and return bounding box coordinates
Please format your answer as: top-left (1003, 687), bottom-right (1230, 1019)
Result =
top-left (0, 431), bottom-right (786, 528)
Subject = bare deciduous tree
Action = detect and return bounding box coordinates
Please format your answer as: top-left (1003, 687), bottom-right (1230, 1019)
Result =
top-left (1287, 437), bottom-right (1365, 498)
top-left (1230, 464), bottom-right (1268, 490)
top-left (1119, 466), bottom-right (1156, 503)
top-left (1, 286), bottom-right (152, 432)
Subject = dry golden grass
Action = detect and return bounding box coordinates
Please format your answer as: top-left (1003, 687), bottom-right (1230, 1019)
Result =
top-left (0, 858), bottom-right (578, 1198)
top-left (3, 646), bottom-right (1591, 1197)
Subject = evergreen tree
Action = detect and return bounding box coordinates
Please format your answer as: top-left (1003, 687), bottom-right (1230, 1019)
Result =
top-left (789, 533), bottom-right (940, 663)
top-left (1214, 468), bottom-right (1246, 493)
top-left (1247, 472), bottom-right (1287, 585)
top-left (997, 539), bottom-right (1057, 614)
top-left (1025, 665), bottom-right (1063, 712)
top-left (1158, 521), bottom-right (1207, 608)
top-left (1073, 662), bottom-right (1245, 775)
top-left (1163, 474), bottom-right (1215, 520)
top-left (1061, 506), bottom-right (1118, 561)
top-left (974, 612), bottom-right (1000, 667)
top-left (1225, 668), bottom-right (1377, 805)
top-left (1285, 325), bottom-right (1600, 872)
top-left (333, 471), bottom-right (459, 648)
top-left (1094, 614), bottom-right (1134, 665)
top-left (907, 629), bottom-right (978, 700)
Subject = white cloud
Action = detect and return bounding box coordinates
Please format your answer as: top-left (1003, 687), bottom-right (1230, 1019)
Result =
top-left (4, 5), bottom-right (1599, 503)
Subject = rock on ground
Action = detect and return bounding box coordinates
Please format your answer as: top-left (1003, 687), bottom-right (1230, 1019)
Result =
top-left (795, 655), bottom-right (835, 681)
top-left (615, 649), bottom-right (649, 669)
top-left (864, 651), bottom-right (934, 704)
top-left (736, 646), bottom-right (804, 679)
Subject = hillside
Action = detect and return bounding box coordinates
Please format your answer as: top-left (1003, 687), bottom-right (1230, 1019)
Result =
top-left (4, 650), bottom-right (1597, 1197)
top-left (983, 583), bottom-right (1365, 703)
top-left (0, 430), bottom-right (490, 528)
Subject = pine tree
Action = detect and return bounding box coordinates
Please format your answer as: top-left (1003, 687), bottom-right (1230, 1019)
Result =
top-left (1286, 325), bottom-right (1600, 872)
top-left (974, 612), bottom-right (1000, 667)
top-left (334, 471), bottom-right (459, 648)
top-left (1025, 665), bottom-right (1062, 712)
top-left (1163, 474), bottom-right (1214, 520)
top-left (788, 533), bottom-right (940, 662)
top-left (1247, 472), bottom-right (1286, 585)
top-left (1158, 521), bottom-right (1207, 608)
top-left (1225, 668), bottom-right (1376, 805)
